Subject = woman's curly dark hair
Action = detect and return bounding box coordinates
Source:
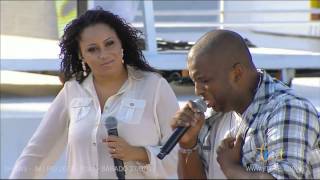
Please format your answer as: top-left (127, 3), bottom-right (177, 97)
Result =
top-left (59, 7), bottom-right (157, 83)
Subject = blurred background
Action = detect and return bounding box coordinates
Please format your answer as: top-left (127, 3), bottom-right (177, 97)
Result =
top-left (1, 0), bottom-right (320, 178)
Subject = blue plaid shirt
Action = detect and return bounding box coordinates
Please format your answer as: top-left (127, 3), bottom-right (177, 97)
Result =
top-left (236, 71), bottom-right (320, 179)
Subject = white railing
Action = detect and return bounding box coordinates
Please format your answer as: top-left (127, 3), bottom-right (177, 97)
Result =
top-left (1, 0), bottom-right (320, 84)
top-left (140, 0), bottom-right (320, 84)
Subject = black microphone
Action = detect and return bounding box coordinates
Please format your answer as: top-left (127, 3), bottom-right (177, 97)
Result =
top-left (104, 116), bottom-right (125, 180)
top-left (157, 98), bottom-right (207, 160)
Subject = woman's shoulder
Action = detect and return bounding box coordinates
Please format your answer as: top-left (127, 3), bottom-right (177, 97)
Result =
top-left (129, 66), bottom-right (163, 82)
top-left (143, 71), bottom-right (163, 80)
top-left (63, 77), bottom-right (80, 89)
top-left (140, 71), bottom-right (169, 86)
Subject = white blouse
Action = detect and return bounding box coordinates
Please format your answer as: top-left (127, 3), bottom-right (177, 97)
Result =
top-left (10, 66), bottom-right (180, 179)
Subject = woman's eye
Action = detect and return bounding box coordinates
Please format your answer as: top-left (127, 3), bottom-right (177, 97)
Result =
top-left (105, 40), bottom-right (114, 46)
top-left (87, 47), bottom-right (96, 52)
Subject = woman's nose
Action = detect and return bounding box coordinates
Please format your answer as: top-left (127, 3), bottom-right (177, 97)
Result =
top-left (99, 47), bottom-right (110, 59)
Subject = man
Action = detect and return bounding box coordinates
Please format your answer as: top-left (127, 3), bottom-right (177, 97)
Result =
top-left (177, 109), bottom-right (242, 179)
top-left (171, 29), bottom-right (320, 179)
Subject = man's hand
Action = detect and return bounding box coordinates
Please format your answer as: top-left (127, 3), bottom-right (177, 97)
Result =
top-left (216, 135), bottom-right (275, 179)
top-left (171, 101), bottom-right (205, 148)
top-left (216, 135), bottom-right (243, 174)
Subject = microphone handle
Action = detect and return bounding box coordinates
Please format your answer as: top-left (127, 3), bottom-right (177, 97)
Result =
top-left (157, 126), bottom-right (189, 160)
top-left (113, 159), bottom-right (125, 180)
top-left (108, 129), bottom-right (126, 179)
top-left (108, 129), bottom-right (118, 136)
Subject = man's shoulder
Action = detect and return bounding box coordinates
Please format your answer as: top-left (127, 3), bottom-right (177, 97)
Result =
top-left (253, 83), bottom-right (319, 131)
top-left (271, 89), bottom-right (318, 116)
top-left (263, 90), bottom-right (320, 130)
top-left (258, 80), bottom-right (316, 114)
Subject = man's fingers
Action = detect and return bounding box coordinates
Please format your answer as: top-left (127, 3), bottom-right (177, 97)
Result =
top-left (234, 134), bottom-right (244, 149)
top-left (176, 119), bottom-right (191, 127)
top-left (176, 112), bottom-right (204, 127)
top-left (220, 136), bottom-right (236, 149)
top-left (170, 102), bottom-right (206, 146)
top-left (228, 140), bottom-right (234, 148)
top-left (194, 112), bottom-right (205, 121)
top-left (187, 101), bottom-right (203, 113)
top-left (216, 146), bottom-right (223, 154)
top-left (223, 136), bottom-right (236, 145)
top-left (174, 113), bottom-right (194, 125)
top-left (180, 106), bottom-right (195, 120)
top-left (171, 107), bottom-right (198, 128)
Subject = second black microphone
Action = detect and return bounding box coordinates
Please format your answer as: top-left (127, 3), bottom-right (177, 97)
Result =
top-left (157, 98), bottom-right (207, 160)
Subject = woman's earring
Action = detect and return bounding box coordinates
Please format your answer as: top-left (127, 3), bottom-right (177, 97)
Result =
top-left (82, 61), bottom-right (87, 76)
top-left (121, 49), bottom-right (124, 64)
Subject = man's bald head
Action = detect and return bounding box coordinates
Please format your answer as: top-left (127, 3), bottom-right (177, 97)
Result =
top-left (188, 29), bottom-right (255, 72)
top-left (187, 30), bottom-right (261, 114)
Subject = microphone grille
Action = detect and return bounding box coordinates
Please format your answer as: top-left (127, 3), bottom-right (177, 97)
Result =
top-left (104, 116), bottom-right (118, 130)
top-left (194, 98), bottom-right (207, 113)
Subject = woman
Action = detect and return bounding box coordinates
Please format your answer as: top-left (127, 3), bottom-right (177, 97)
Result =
top-left (10, 8), bottom-right (179, 179)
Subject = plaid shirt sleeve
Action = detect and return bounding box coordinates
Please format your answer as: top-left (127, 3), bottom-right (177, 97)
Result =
top-left (309, 149), bottom-right (320, 178)
top-left (265, 98), bottom-right (320, 179)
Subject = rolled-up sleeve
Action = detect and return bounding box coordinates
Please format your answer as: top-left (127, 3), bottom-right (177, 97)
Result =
top-left (141, 78), bottom-right (179, 178)
top-left (10, 85), bottom-right (69, 179)
top-left (265, 99), bottom-right (320, 179)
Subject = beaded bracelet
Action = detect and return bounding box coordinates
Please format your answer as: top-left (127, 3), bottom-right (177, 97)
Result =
top-left (178, 143), bottom-right (199, 154)
top-left (179, 143), bottom-right (199, 163)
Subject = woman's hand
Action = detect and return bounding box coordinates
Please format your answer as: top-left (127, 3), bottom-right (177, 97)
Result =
top-left (103, 136), bottom-right (149, 163)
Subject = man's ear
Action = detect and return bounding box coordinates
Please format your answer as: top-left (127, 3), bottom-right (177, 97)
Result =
top-left (231, 62), bottom-right (243, 83)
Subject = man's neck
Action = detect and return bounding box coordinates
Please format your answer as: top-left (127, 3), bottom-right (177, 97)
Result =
top-left (238, 71), bottom-right (261, 114)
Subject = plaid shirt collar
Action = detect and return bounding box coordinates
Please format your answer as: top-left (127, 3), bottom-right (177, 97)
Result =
top-left (241, 70), bottom-right (290, 124)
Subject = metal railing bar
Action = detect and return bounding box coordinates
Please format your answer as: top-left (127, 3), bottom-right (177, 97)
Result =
top-left (131, 21), bottom-right (320, 28)
top-left (134, 9), bottom-right (320, 16)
